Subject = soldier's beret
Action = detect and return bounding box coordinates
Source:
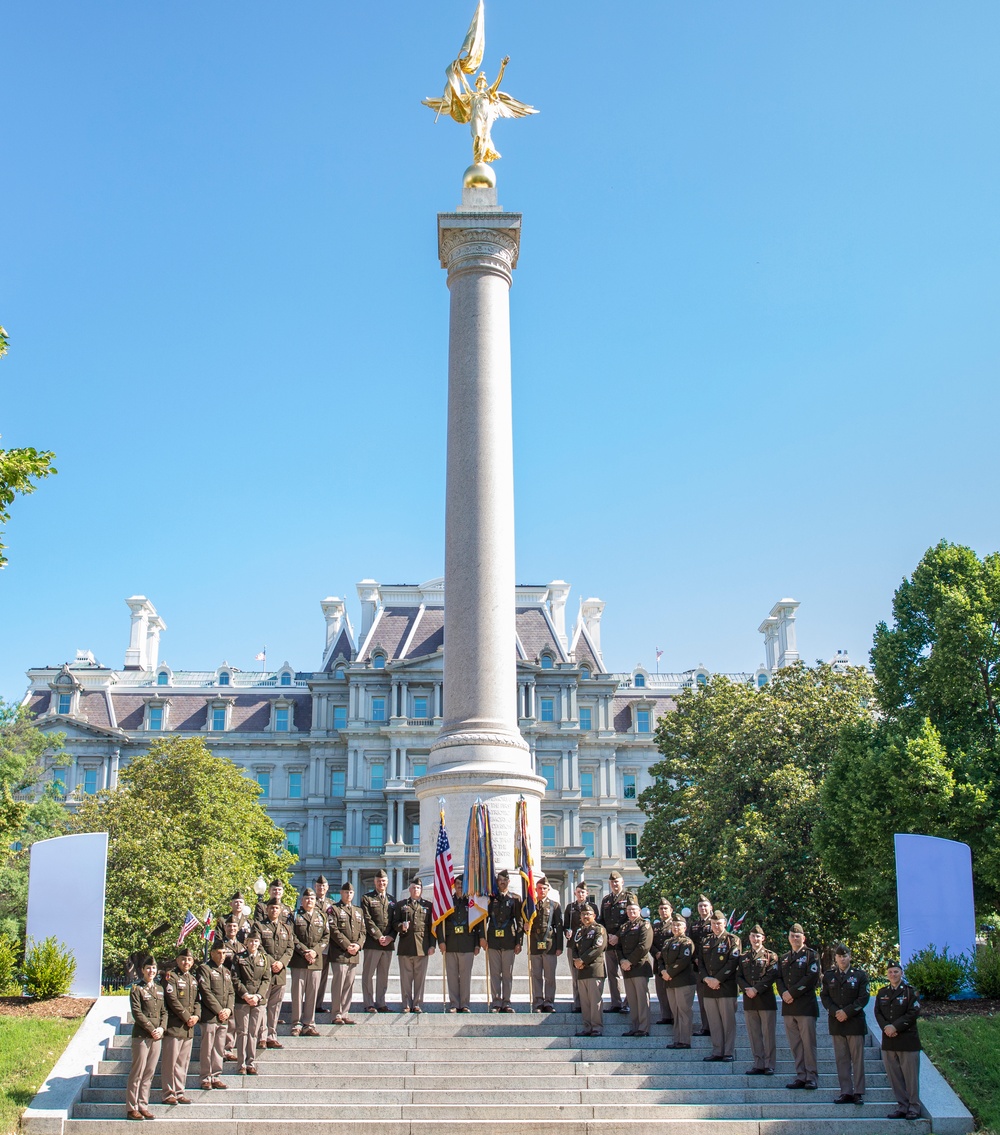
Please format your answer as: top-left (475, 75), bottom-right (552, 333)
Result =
top-left (315, 875), bottom-right (329, 885)
top-left (245, 927), bottom-right (261, 941)
top-left (711, 909), bottom-right (726, 921)
top-left (176, 947), bottom-right (194, 959)
top-left (608, 870), bottom-right (623, 882)
top-left (340, 881), bottom-right (354, 891)
top-left (301, 887), bottom-right (316, 898)
top-left (229, 891), bottom-right (244, 901)
top-left (141, 955), bottom-right (157, 968)
top-left (789, 923), bottom-right (805, 935)
top-left (698, 893), bottom-right (711, 904)
top-left (750, 924), bottom-right (765, 936)
top-left (497, 869), bottom-right (510, 880)
top-left (374, 869), bottom-right (388, 880)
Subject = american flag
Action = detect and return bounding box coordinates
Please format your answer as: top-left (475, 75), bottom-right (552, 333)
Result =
top-left (432, 811), bottom-right (455, 929)
top-left (255, 650), bottom-right (266, 662)
top-left (177, 910), bottom-right (200, 947)
top-left (656, 648), bottom-right (663, 661)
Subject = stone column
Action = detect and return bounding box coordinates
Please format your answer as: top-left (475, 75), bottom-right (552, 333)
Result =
top-left (417, 184), bottom-right (544, 875)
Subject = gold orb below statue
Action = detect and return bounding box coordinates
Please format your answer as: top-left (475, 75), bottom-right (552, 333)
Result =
top-left (463, 162), bottom-right (496, 189)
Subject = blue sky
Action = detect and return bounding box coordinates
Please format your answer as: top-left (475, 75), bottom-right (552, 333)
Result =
top-left (2, 2), bottom-right (998, 699)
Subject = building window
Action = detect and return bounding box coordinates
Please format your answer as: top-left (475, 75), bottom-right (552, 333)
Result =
top-left (219, 671), bottom-right (230, 686)
top-left (57, 693), bottom-right (72, 715)
top-left (288, 772), bottom-right (303, 799)
top-left (409, 821), bottom-right (420, 845)
top-left (540, 653), bottom-right (554, 669)
top-left (280, 671), bottom-right (292, 686)
top-left (83, 768), bottom-right (100, 795)
top-left (411, 761), bottom-right (426, 778)
top-left (329, 828), bottom-right (344, 857)
top-left (286, 830), bottom-right (300, 856)
top-left (148, 706), bottom-right (164, 731)
top-left (257, 771), bottom-right (271, 798)
top-left (334, 666), bottom-right (346, 679)
top-left (581, 829), bottom-right (596, 859)
top-left (634, 673), bottom-right (646, 688)
top-left (540, 698), bottom-right (554, 722)
top-left (636, 709), bottom-right (651, 733)
top-left (757, 674), bottom-right (768, 688)
top-left (412, 696), bottom-right (428, 718)
top-left (541, 763), bottom-right (557, 790)
top-left (625, 832), bottom-right (638, 859)
top-left (369, 821), bottom-right (384, 848)
top-left (52, 773), bottom-right (65, 796)
top-left (372, 654), bottom-right (386, 670)
top-left (542, 823), bottom-right (557, 849)
top-left (580, 665), bottom-right (590, 680)
top-left (370, 763), bottom-right (385, 791)
top-left (211, 707), bottom-right (226, 731)
top-left (274, 706), bottom-right (290, 732)
top-left (623, 773), bottom-right (636, 799)
top-left (156, 671), bottom-right (169, 686)
top-left (332, 705), bottom-right (347, 730)
top-left (696, 673), bottom-right (708, 686)
top-left (580, 771), bottom-right (594, 798)
top-left (371, 697), bottom-right (386, 722)
top-left (331, 769), bottom-right (346, 797)
top-left (579, 706), bottom-right (592, 731)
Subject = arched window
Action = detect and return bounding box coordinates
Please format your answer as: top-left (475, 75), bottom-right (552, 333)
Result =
top-left (696, 673), bottom-right (707, 687)
top-left (634, 673), bottom-right (646, 688)
top-left (372, 654), bottom-right (386, 670)
top-left (540, 653), bottom-right (554, 669)
top-left (579, 665), bottom-right (590, 680)
top-left (757, 674), bottom-right (768, 688)
top-left (280, 671), bottom-right (292, 686)
top-left (218, 671), bottom-right (230, 686)
top-left (334, 666), bottom-right (346, 680)
top-left (157, 671), bottom-right (169, 686)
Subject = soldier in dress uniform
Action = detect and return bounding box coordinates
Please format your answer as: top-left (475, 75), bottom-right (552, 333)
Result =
top-left (253, 879), bottom-right (293, 924)
top-left (126, 956), bottom-right (167, 1120)
top-left (821, 944), bottom-right (870, 1104)
top-left (698, 909), bottom-right (741, 1061)
top-left (776, 922), bottom-right (821, 1090)
top-left (572, 904), bottom-right (607, 1037)
top-left (218, 918), bottom-right (246, 1058)
top-left (327, 881), bottom-right (364, 1023)
top-left (563, 882), bottom-right (598, 1013)
top-left (687, 894), bottom-right (714, 1035)
top-left (160, 946), bottom-right (200, 1106)
top-left (361, 868), bottom-right (396, 1012)
top-left (231, 927), bottom-right (272, 1074)
top-left (197, 941), bottom-right (235, 1090)
top-left (313, 875), bottom-right (335, 1012)
top-left (484, 868), bottom-right (522, 1012)
top-left (660, 916), bottom-right (697, 1048)
top-left (289, 887), bottom-right (329, 1036)
top-left (392, 878), bottom-right (436, 1012)
top-left (256, 898), bottom-right (294, 1048)
top-left (875, 961), bottom-right (922, 1120)
top-left (226, 891), bottom-right (253, 940)
top-left (598, 871), bottom-right (630, 1013)
top-left (618, 896), bottom-right (655, 1036)
top-left (651, 898), bottom-right (675, 1025)
top-left (737, 924), bottom-right (778, 1075)
top-left (527, 876), bottom-right (563, 1012)
top-left (440, 873), bottom-right (479, 1012)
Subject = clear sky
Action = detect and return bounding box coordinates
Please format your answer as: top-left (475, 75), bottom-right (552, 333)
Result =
top-left (2, 2), bottom-right (998, 699)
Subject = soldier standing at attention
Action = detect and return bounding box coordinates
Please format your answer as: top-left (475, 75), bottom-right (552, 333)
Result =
top-left (197, 941), bottom-right (235, 1090)
top-left (572, 905), bottom-right (607, 1038)
top-left (777, 923), bottom-right (821, 1090)
top-left (126, 956), bottom-right (166, 1120)
top-left (618, 896), bottom-right (654, 1037)
top-left (219, 917), bottom-right (246, 1059)
top-left (257, 898), bottom-right (294, 1048)
top-left (737, 924), bottom-right (778, 1075)
top-left (598, 871), bottom-right (630, 1013)
top-left (651, 898), bottom-right (675, 1025)
top-left (564, 882), bottom-right (598, 1013)
top-left (661, 916), bottom-right (697, 1048)
top-left (528, 876), bottom-right (563, 1012)
top-left (698, 909), bottom-right (741, 1061)
top-left (821, 944), bottom-right (870, 1105)
top-left (361, 868), bottom-right (395, 1012)
top-left (253, 879), bottom-right (292, 924)
top-left (231, 927), bottom-right (271, 1075)
top-left (875, 961), bottom-right (923, 1120)
top-left (289, 887), bottom-right (329, 1036)
top-left (440, 874), bottom-right (479, 1012)
top-left (687, 894), bottom-right (714, 1035)
top-left (484, 868), bottom-right (522, 1012)
top-left (160, 947), bottom-right (199, 1106)
top-left (314, 875), bottom-right (334, 1012)
top-left (226, 892), bottom-right (253, 940)
top-left (392, 878), bottom-right (436, 1012)
top-left (327, 881), bottom-right (364, 1023)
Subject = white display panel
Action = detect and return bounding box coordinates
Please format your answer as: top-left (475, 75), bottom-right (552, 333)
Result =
top-left (895, 833), bottom-right (975, 966)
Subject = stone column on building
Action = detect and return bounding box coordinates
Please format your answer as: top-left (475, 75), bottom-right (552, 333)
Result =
top-left (416, 183), bottom-right (545, 873)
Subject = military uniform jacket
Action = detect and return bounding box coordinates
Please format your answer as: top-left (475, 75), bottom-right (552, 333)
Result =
top-left (563, 898), bottom-right (599, 942)
top-left (874, 981), bottom-right (922, 1051)
top-left (196, 960), bottom-right (235, 1023)
top-left (441, 898), bottom-right (478, 953)
top-left (661, 936), bottom-right (697, 987)
top-left (392, 897), bottom-right (436, 957)
top-left (328, 901), bottom-right (366, 965)
top-left (290, 907), bottom-right (330, 970)
top-left (256, 917), bottom-right (294, 986)
top-left (528, 898), bottom-right (564, 956)
top-left (572, 924), bottom-right (607, 980)
top-left (598, 892), bottom-right (629, 951)
top-left (821, 966), bottom-right (869, 1035)
top-left (485, 892), bottom-right (522, 949)
top-left (737, 949), bottom-right (778, 1010)
top-left (619, 918), bottom-right (655, 978)
top-left (776, 947), bottom-right (820, 1016)
top-left (163, 966), bottom-right (201, 1038)
top-left (226, 912), bottom-right (253, 941)
top-left (219, 936), bottom-right (246, 966)
top-left (232, 950), bottom-right (272, 1002)
top-left (130, 978), bottom-right (168, 1039)
top-left (687, 915), bottom-right (713, 967)
top-left (361, 890), bottom-right (396, 951)
top-left (699, 932), bottom-right (741, 998)
top-left (253, 899), bottom-right (292, 924)
top-left (651, 921), bottom-right (673, 970)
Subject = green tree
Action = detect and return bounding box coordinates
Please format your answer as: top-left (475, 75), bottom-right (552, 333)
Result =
top-left (638, 662), bottom-right (876, 947)
top-left (72, 736), bottom-right (295, 969)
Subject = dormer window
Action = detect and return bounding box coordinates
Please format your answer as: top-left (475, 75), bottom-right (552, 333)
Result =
top-left (696, 673), bottom-right (708, 687)
top-left (206, 697), bottom-right (233, 733)
top-left (334, 666), bottom-right (346, 680)
top-left (157, 671), bottom-right (168, 686)
top-left (57, 692), bottom-right (72, 715)
top-left (372, 654), bottom-right (386, 670)
top-left (579, 665), bottom-right (590, 680)
top-left (49, 668), bottom-right (80, 717)
top-left (271, 698), bottom-right (296, 733)
top-left (280, 671), bottom-right (292, 686)
top-left (218, 671), bottom-right (231, 686)
top-left (146, 698), bottom-right (170, 731)
top-left (634, 673), bottom-right (646, 688)
top-left (540, 653), bottom-right (554, 669)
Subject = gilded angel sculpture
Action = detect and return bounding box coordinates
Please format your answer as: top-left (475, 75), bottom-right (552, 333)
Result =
top-left (423, 1), bottom-right (537, 179)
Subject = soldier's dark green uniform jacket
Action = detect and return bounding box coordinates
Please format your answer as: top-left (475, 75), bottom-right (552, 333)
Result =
top-left (687, 913), bottom-right (713, 966)
top-left (130, 977), bottom-right (168, 1038)
top-left (290, 906), bottom-right (329, 971)
top-left (392, 896), bottom-right (436, 957)
top-left (737, 948), bottom-right (778, 1010)
top-left (196, 958), bottom-right (235, 1022)
top-left (441, 896), bottom-right (478, 953)
top-left (572, 922), bottom-right (607, 979)
top-left (699, 931), bottom-right (741, 997)
top-left (874, 981), bottom-right (922, 1051)
top-left (163, 966), bottom-right (201, 1039)
top-left (255, 917), bottom-right (294, 987)
top-left (821, 965), bottom-right (870, 1036)
top-left (564, 898), bottom-right (599, 944)
top-left (484, 892), bottom-right (522, 949)
top-left (598, 891), bottom-right (629, 953)
top-left (252, 899), bottom-right (293, 924)
top-left (231, 949), bottom-right (272, 1002)
top-left (528, 897), bottom-right (564, 956)
top-left (361, 889), bottom-right (396, 951)
top-left (328, 900), bottom-right (365, 965)
top-left (661, 935), bottom-right (697, 986)
top-left (776, 946), bottom-right (820, 1016)
top-left (651, 920), bottom-right (673, 972)
top-left (618, 917), bottom-right (654, 978)
top-left (219, 934), bottom-right (246, 966)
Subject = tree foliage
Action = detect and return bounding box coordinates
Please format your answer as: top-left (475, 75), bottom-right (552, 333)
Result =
top-left (638, 662), bottom-right (876, 947)
top-left (72, 736), bottom-right (295, 969)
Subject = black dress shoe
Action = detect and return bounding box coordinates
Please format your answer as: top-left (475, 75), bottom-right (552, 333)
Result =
top-left (763, 1069), bottom-right (774, 1076)
top-left (657, 1018), bottom-right (674, 1025)
top-left (458, 1007), bottom-right (471, 1013)
top-left (834, 1094), bottom-right (854, 1104)
top-left (803, 1080), bottom-right (818, 1090)
top-left (671, 1042), bottom-right (691, 1049)
top-left (887, 1109), bottom-right (907, 1119)
top-left (905, 1111), bottom-right (921, 1121)
top-left (786, 1080), bottom-right (806, 1089)
top-left (575, 1029), bottom-right (593, 1037)
top-left (703, 1055), bottom-right (724, 1062)
top-left (853, 1096), bottom-right (864, 1104)
top-left (606, 1006), bottom-right (624, 1014)
top-left (694, 1028), bottom-right (712, 1036)
top-left (633, 1031), bottom-right (649, 1037)
top-left (719, 1055), bottom-right (735, 1062)
top-left (622, 1030), bottom-right (637, 1037)
top-left (571, 1007), bottom-right (582, 1013)
top-left (746, 1068), bottom-right (766, 1075)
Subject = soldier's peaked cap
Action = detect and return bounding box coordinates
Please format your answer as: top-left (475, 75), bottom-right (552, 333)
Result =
top-left (374, 869), bottom-right (388, 879)
top-left (711, 909), bottom-right (727, 921)
top-left (789, 922), bottom-right (805, 935)
top-left (229, 891), bottom-right (244, 901)
top-left (315, 874), bottom-right (329, 885)
top-left (245, 926), bottom-right (261, 940)
top-left (697, 894), bottom-right (711, 903)
top-left (268, 879), bottom-right (283, 888)
top-left (340, 881), bottom-right (354, 890)
top-left (141, 955), bottom-right (156, 967)
top-left (625, 893), bottom-right (641, 905)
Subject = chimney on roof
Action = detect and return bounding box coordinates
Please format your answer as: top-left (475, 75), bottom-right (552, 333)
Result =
top-left (760, 599), bottom-right (800, 670)
top-left (357, 579), bottom-right (381, 643)
top-left (321, 597), bottom-right (346, 652)
top-left (546, 580), bottom-right (570, 651)
top-left (758, 614), bottom-right (779, 671)
top-left (580, 597), bottom-right (605, 656)
top-left (146, 613), bottom-right (166, 672)
top-left (124, 596), bottom-right (162, 671)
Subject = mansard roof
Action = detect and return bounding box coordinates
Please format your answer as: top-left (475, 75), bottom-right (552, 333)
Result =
top-left (403, 606), bottom-right (444, 659)
top-left (570, 622), bottom-right (601, 673)
top-left (323, 627), bottom-right (355, 670)
top-left (515, 606), bottom-right (565, 664)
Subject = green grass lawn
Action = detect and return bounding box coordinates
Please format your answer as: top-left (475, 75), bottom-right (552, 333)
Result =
top-left (922, 1015), bottom-right (1000, 1134)
top-left (0, 1016), bottom-right (83, 1135)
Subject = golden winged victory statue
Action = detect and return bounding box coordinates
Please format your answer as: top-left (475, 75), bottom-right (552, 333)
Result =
top-left (422, 0), bottom-right (538, 188)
